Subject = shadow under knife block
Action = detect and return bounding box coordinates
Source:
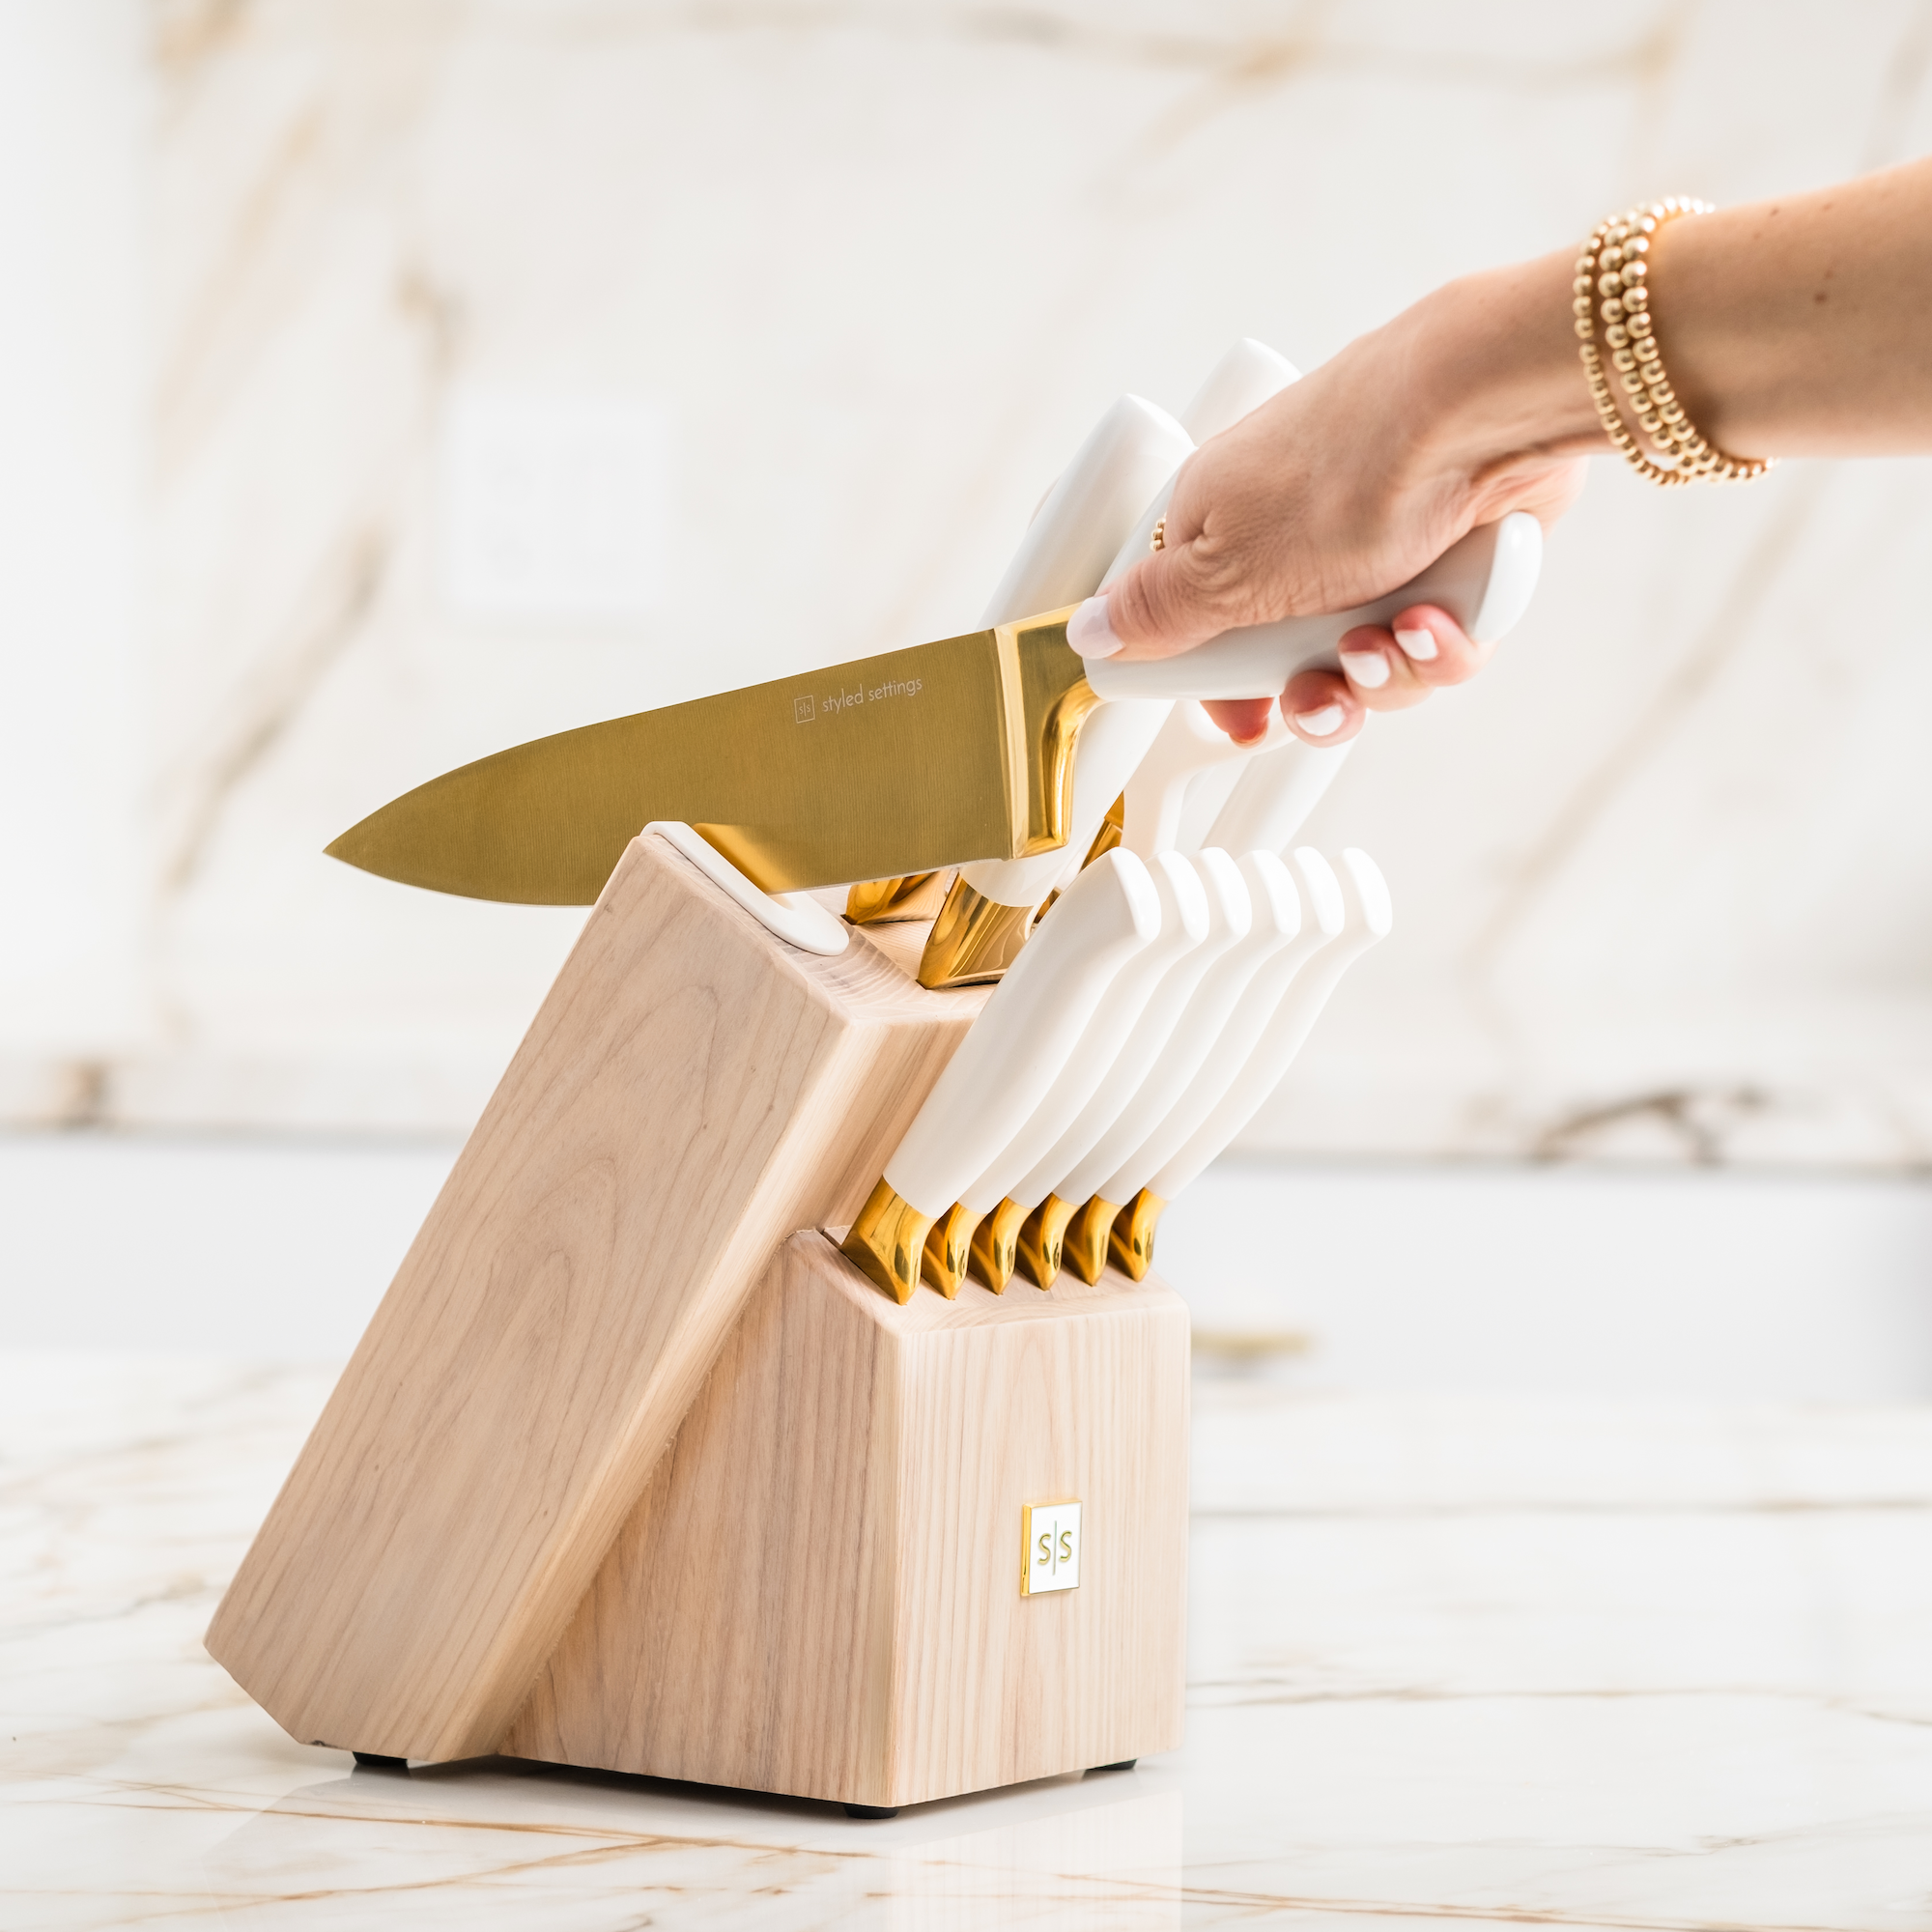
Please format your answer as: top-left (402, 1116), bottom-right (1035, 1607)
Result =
top-left (206, 830), bottom-right (1190, 1809)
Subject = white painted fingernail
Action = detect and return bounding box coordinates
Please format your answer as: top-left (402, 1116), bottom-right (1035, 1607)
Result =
top-left (1338, 647), bottom-right (1390, 689)
top-left (1293, 704), bottom-right (1344, 737)
top-left (1394, 625), bottom-right (1437, 662)
top-left (1067, 594), bottom-right (1122, 659)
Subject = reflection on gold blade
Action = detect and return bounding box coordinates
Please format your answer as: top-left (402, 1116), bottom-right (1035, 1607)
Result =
top-left (326, 627), bottom-right (1035, 904)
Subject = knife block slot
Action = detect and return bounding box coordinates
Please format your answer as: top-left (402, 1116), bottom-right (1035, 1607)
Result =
top-left (205, 828), bottom-right (1188, 1809)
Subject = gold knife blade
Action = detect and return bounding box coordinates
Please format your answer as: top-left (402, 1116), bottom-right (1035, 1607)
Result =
top-left (325, 610), bottom-right (1095, 904)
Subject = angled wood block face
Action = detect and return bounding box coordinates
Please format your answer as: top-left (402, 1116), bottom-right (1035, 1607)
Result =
top-left (505, 1231), bottom-right (1190, 1809)
top-left (207, 835), bottom-right (984, 1763)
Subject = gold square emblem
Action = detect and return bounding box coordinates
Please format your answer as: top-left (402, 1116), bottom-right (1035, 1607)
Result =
top-left (1020, 1500), bottom-right (1081, 1596)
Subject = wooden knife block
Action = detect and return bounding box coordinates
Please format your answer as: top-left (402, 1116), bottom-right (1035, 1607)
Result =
top-left (207, 831), bottom-right (1190, 1810)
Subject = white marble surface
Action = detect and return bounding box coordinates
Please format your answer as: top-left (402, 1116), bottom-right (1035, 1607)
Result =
top-left (8, 1352), bottom-right (1932, 1928)
top-left (13, 1130), bottom-right (1932, 1405)
top-left (8, 1), bottom-right (1932, 1166)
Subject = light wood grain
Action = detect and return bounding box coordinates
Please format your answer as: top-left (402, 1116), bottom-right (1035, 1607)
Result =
top-left (207, 833), bottom-right (986, 1763)
top-left (505, 1230), bottom-right (1190, 1808)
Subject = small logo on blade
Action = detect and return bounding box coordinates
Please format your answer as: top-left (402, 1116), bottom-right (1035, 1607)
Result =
top-left (794, 695), bottom-right (815, 724)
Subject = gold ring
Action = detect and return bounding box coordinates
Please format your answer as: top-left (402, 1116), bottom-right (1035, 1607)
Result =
top-left (1150, 517), bottom-right (1166, 553)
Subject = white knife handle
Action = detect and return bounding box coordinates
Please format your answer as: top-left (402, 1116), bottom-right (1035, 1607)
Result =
top-left (1151, 848), bottom-right (1391, 1199)
top-left (1010, 847), bottom-right (1250, 1212)
top-left (959, 393), bottom-right (1192, 910)
top-left (1126, 337), bottom-right (1306, 851)
top-left (1074, 854), bottom-right (1329, 1213)
top-left (963, 697), bottom-right (1174, 910)
top-left (1084, 510), bottom-right (1545, 702)
top-left (1122, 701), bottom-right (1290, 858)
top-left (1178, 337), bottom-right (1300, 442)
top-left (977, 394), bottom-right (1192, 628)
top-left (1203, 737), bottom-right (1353, 854)
top-left (1094, 848), bottom-right (1344, 1209)
top-left (961, 342), bottom-right (1306, 907)
top-left (883, 850), bottom-right (1159, 1220)
top-left (961, 849), bottom-right (1208, 1215)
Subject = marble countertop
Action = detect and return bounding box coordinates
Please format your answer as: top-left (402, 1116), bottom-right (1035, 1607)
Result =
top-left (7, 1353), bottom-right (1932, 1929)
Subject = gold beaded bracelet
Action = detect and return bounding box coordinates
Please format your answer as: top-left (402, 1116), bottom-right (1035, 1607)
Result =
top-left (1575, 198), bottom-right (1774, 487)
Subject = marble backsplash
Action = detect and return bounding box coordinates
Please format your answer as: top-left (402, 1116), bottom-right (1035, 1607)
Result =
top-left (7, 0), bottom-right (1932, 1164)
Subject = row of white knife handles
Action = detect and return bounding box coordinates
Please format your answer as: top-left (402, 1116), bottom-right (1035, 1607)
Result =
top-left (662, 335), bottom-right (1394, 1296)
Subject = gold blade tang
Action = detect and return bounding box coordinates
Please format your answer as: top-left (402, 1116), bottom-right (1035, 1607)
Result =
top-left (327, 610), bottom-right (1090, 904)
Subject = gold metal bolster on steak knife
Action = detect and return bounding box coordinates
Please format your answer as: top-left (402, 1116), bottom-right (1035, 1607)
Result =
top-left (917, 881), bottom-right (1037, 988)
top-left (841, 1179), bottom-right (931, 1305)
top-left (1016, 1194), bottom-right (1077, 1291)
top-left (845, 871), bottom-right (953, 924)
top-left (1060, 1195), bottom-right (1122, 1285)
top-left (1107, 1187), bottom-right (1166, 1282)
top-left (968, 1197), bottom-right (1028, 1293)
top-left (920, 1202), bottom-right (980, 1298)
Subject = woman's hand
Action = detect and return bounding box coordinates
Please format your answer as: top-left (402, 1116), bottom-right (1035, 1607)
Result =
top-left (1066, 253), bottom-right (1598, 745)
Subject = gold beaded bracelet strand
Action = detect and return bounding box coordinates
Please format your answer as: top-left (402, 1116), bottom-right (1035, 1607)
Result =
top-left (1574, 197), bottom-right (1774, 487)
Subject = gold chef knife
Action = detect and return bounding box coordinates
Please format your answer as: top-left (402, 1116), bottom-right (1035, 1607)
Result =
top-left (327, 515), bottom-right (1541, 909)
top-left (326, 609), bottom-right (1096, 904)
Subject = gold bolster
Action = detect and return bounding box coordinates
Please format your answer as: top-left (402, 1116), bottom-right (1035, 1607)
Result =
top-left (916, 786), bottom-right (1123, 988)
top-left (1060, 1195), bottom-right (1122, 1285)
top-left (845, 871), bottom-right (953, 925)
top-left (1016, 1194), bottom-right (1077, 1291)
top-left (921, 1202), bottom-right (980, 1298)
top-left (840, 1179), bottom-right (931, 1305)
top-left (968, 1197), bottom-right (1028, 1293)
top-left (1107, 1187), bottom-right (1167, 1282)
top-left (917, 878), bottom-right (1036, 989)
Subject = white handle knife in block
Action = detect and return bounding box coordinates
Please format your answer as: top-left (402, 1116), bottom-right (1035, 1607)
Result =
top-left (923, 397), bottom-right (1188, 985)
top-left (1108, 848), bottom-right (1388, 1278)
top-left (1177, 337), bottom-right (1300, 442)
top-left (924, 337), bottom-right (1304, 985)
top-left (1053, 849), bottom-right (1327, 1273)
top-left (952, 850), bottom-right (1208, 1293)
top-left (843, 849), bottom-right (1159, 1302)
top-left (1152, 847), bottom-right (1392, 1201)
top-left (1009, 849), bottom-right (1252, 1287)
top-left (1204, 737), bottom-right (1354, 855)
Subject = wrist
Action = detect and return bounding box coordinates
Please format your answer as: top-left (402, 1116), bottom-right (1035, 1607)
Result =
top-left (1398, 250), bottom-right (1606, 503)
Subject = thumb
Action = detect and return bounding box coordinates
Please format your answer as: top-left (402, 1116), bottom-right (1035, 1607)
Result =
top-left (1066, 532), bottom-right (1229, 664)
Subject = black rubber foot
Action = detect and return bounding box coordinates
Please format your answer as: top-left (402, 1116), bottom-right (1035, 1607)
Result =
top-left (353, 1751), bottom-right (409, 1770)
top-left (1088, 1758), bottom-right (1137, 1774)
top-left (843, 1803), bottom-right (898, 1818)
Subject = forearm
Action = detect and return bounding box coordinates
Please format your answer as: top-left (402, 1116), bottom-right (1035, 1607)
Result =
top-left (1406, 156), bottom-right (1932, 489)
top-left (1085, 155), bottom-right (1932, 738)
top-left (1660, 158), bottom-right (1932, 456)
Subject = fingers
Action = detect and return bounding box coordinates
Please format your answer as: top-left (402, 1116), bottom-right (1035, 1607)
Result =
top-left (1202, 698), bottom-right (1274, 746)
top-left (1280, 669), bottom-right (1364, 745)
top-left (1067, 449), bottom-right (1255, 664)
top-left (1200, 604), bottom-right (1492, 746)
top-left (1276, 605), bottom-right (1492, 746)
top-left (1329, 604), bottom-right (1491, 714)
top-left (1067, 546), bottom-right (1222, 665)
